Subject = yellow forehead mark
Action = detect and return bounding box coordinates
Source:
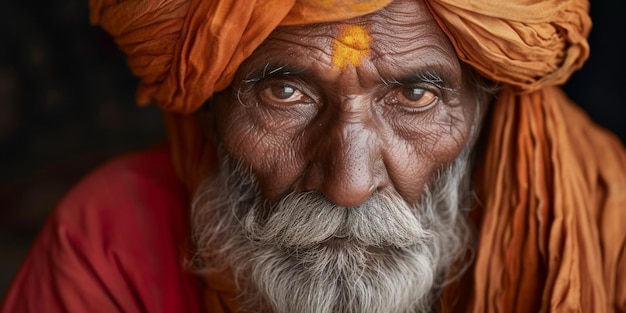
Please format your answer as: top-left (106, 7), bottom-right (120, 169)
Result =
top-left (332, 24), bottom-right (371, 69)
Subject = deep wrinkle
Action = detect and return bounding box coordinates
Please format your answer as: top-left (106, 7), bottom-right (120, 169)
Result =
top-left (211, 0), bottom-right (483, 205)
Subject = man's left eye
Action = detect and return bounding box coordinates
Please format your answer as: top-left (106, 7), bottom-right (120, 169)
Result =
top-left (392, 87), bottom-right (438, 110)
top-left (260, 83), bottom-right (310, 106)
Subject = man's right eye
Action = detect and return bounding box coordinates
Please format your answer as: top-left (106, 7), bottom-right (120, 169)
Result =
top-left (259, 83), bottom-right (311, 106)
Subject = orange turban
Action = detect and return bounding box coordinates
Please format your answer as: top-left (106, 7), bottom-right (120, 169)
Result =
top-left (89, 1), bottom-right (626, 312)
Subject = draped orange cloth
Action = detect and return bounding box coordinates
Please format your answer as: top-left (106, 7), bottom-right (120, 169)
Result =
top-left (87, 0), bottom-right (626, 312)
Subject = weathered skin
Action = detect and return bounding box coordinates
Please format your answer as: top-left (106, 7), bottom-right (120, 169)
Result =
top-left (208, 0), bottom-right (485, 207)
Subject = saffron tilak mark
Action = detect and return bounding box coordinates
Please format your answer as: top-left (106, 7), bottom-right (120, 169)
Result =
top-left (332, 24), bottom-right (371, 69)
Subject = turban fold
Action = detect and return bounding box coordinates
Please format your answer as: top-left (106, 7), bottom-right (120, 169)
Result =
top-left (90, 0), bottom-right (626, 312)
top-left (89, 0), bottom-right (589, 113)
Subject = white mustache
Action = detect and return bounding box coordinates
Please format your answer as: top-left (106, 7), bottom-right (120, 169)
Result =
top-left (189, 144), bottom-right (476, 313)
top-left (241, 189), bottom-right (435, 249)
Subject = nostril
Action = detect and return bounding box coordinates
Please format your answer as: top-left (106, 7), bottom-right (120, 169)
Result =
top-left (300, 149), bottom-right (388, 207)
top-left (321, 180), bottom-right (377, 208)
top-left (300, 162), bottom-right (378, 207)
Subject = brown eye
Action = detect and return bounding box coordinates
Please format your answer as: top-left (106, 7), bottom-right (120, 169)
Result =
top-left (271, 84), bottom-right (295, 99)
top-left (397, 87), bottom-right (437, 109)
top-left (260, 83), bottom-right (310, 105)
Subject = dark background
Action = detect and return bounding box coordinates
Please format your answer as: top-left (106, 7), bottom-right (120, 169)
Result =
top-left (1, 0), bottom-right (625, 300)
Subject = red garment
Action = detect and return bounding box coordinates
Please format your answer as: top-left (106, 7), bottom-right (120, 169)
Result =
top-left (1, 145), bottom-right (204, 312)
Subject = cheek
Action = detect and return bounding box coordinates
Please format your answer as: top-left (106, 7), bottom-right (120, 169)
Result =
top-left (384, 105), bottom-right (474, 202)
top-left (215, 98), bottom-right (309, 199)
top-left (430, 106), bottom-right (474, 157)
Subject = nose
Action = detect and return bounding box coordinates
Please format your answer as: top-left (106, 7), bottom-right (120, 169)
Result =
top-left (304, 109), bottom-right (387, 207)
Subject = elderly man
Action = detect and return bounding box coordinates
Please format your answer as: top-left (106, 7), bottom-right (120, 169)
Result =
top-left (2, 0), bottom-right (625, 312)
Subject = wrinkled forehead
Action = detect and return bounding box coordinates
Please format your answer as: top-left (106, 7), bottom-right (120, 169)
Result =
top-left (238, 0), bottom-right (458, 76)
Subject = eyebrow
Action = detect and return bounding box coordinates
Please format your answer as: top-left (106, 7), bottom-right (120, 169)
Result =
top-left (381, 69), bottom-right (455, 92)
top-left (241, 62), bottom-right (310, 84)
top-left (239, 60), bottom-right (460, 95)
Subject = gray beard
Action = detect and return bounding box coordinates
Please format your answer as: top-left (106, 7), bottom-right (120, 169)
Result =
top-left (188, 146), bottom-right (475, 313)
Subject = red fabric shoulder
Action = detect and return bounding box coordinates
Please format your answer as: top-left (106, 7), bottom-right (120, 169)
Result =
top-left (1, 145), bottom-right (204, 313)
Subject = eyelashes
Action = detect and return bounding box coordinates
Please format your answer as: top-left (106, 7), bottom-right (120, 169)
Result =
top-left (249, 79), bottom-right (442, 115)
top-left (235, 64), bottom-right (452, 114)
top-left (259, 83), bottom-right (314, 106)
top-left (385, 86), bottom-right (438, 112)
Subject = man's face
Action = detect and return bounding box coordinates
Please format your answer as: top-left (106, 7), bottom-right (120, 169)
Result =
top-left (210, 0), bottom-right (481, 207)
top-left (195, 0), bottom-right (488, 312)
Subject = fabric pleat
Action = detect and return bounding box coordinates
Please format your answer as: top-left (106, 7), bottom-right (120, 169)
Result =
top-left (426, 0), bottom-right (590, 92)
top-left (89, 0), bottom-right (590, 113)
top-left (87, 0), bottom-right (626, 312)
top-left (441, 87), bottom-right (626, 313)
